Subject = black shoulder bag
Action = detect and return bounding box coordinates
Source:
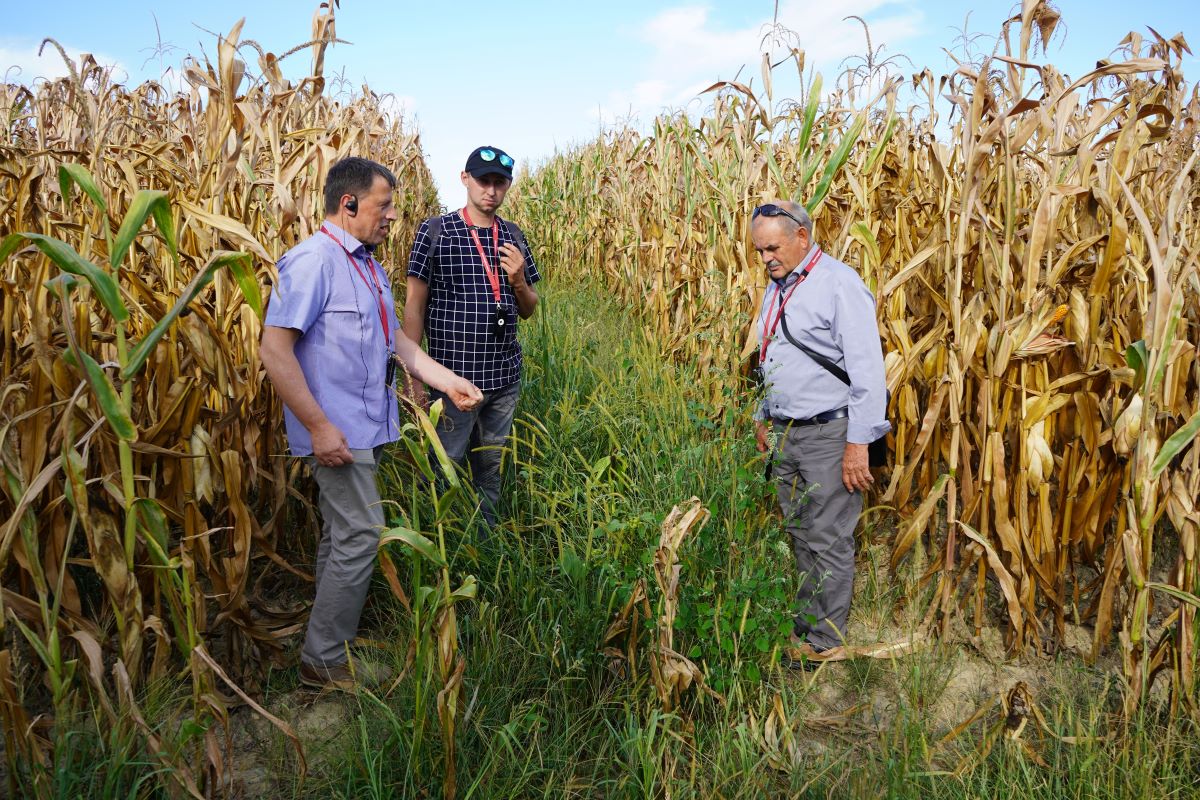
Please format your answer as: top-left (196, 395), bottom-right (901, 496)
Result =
top-left (777, 312), bottom-right (890, 468)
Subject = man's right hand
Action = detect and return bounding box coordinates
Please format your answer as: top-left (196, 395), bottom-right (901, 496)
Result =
top-left (311, 421), bottom-right (353, 468)
top-left (446, 376), bottom-right (483, 412)
top-left (755, 420), bottom-right (769, 453)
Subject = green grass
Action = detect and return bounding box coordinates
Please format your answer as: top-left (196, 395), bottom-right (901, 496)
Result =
top-left (283, 276), bottom-right (1200, 798)
top-left (20, 275), bottom-right (1200, 799)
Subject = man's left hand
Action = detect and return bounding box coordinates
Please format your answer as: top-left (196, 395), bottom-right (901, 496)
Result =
top-left (842, 442), bottom-right (873, 492)
top-left (498, 242), bottom-right (527, 287)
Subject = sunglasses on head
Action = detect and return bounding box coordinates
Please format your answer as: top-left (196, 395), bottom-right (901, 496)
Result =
top-left (752, 203), bottom-right (804, 227)
top-left (479, 148), bottom-right (514, 168)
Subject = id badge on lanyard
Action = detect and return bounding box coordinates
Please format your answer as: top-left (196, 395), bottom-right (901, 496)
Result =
top-left (462, 208), bottom-right (508, 337)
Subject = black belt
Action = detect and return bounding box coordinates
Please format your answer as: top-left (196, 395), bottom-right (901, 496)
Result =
top-left (772, 407), bottom-right (849, 427)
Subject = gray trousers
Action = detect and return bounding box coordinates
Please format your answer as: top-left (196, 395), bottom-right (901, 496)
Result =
top-left (772, 417), bottom-right (861, 651)
top-left (429, 382), bottom-right (520, 527)
top-left (301, 447), bottom-right (385, 668)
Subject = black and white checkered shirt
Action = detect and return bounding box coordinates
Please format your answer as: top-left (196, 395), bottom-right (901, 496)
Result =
top-left (407, 213), bottom-right (541, 391)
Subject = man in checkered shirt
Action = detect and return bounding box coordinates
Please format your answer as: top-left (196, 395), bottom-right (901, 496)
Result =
top-left (403, 145), bottom-right (541, 527)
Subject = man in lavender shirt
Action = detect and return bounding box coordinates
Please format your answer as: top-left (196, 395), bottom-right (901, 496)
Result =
top-left (261, 157), bottom-right (481, 690)
top-left (751, 200), bottom-right (890, 667)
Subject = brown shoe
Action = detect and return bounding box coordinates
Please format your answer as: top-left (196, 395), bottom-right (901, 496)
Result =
top-left (299, 657), bottom-right (393, 690)
top-left (299, 661), bottom-right (356, 690)
top-left (782, 637), bottom-right (848, 670)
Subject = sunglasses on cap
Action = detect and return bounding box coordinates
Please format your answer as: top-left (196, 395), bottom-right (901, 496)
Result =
top-left (752, 203), bottom-right (805, 227)
top-left (479, 148), bottom-right (514, 168)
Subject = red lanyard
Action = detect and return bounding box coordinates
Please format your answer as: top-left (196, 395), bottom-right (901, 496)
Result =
top-left (760, 246), bottom-right (822, 364)
top-left (320, 226), bottom-right (391, 347)
top-left (461, 208), bottom-right (503, 305)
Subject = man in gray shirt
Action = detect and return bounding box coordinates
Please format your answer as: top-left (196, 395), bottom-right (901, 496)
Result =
top-left (751, 200), bottom-right (889, 666)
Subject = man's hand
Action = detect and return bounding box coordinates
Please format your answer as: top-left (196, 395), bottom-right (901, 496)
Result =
top-left (498, 242), bottom-right (527, 286)
top-left (755, 420), bottom-right (769, 453)
top-left (312, 421), bottom-right (353, 468)
top-left (842, 442), bottom-right (873, 492)
top-left (446, 376), bottom-right (483, 412)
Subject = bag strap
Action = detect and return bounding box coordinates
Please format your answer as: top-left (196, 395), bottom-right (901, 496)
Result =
top-left (501, 218), bottom-right (530, 257)
top-left (778, 306), bottom-right (851, 385)
top-left (423, 215), bottom-right (443, 270)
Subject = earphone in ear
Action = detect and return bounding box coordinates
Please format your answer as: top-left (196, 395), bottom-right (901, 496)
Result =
top-left (345, 196), bottom-right (359, 215)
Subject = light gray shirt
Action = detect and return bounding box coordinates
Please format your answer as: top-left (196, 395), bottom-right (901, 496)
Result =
top-left (754, 247), bottom-right (890, 445)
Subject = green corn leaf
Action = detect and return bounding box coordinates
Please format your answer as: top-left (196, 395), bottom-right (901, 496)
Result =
top-left (449, 575), bottom-right (478, 602)
top-left (134, 497), bottom-right (170, 550)
top-left (122, 250), bottom-right (251, 380)
top-left (762, 148), bottom-right (787, 198)
top-left (1150, 408), bottom-right (1200, 479)
top-left (111, 189), bottom-right (170, 271)
top-left (71, 350), bottom-right (137, 442)
top-left (399, 427), bottom-right (437, 482)
top-left (798, 129), bottom-right (832, 194)
top-left (150, 197), bottom-right (178, 264)
top-left (1146, 581), bottom-right (1200, 610)
top-left (134, 498), bottom-right (171, 566)
top-left (435, 491), bottom-right (460, 519)
top-left (19, 233), bottom-right (128, 322)
top-left (1125, 340), bottom-right (1148, 384)
top-left (850, 222), bottom-right (881, 268)
top-left (227, 251), bottom-right (263, 319)
top-left (0, 233), bottom-right (25, 263)
top-left (864, 114), bottom-right (898, 173)
top-left (808, 112), bottom-right (867, 213)
top-left (8, 614), bottom-right (53, 669)
top-left (62, 447), bottom-right (89, 517)
top-left (43, 273), bottom-right (79, 296)
top-left (379, 526), bottom-right (445, 567)
top-left (1150, 294), bottom-right (1184, 396)
top-left (416, 399), bottom-right (460, 488)
top-left (795, 73), bottom-right (823, 161)
top-left (589, 455), bottom-right (611, 479)
top-left (58, 163), bottom-right (107, 214)
top-left (415, 585), bottom-right (437, 609)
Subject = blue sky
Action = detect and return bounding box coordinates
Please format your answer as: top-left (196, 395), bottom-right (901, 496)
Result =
top-left (4, 1), bottom-right (1197, 205)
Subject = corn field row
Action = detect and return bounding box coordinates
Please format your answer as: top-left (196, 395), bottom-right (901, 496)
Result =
top-left (511, 3), bottom-right (1200, 714)
top-left (1, 8), bottom-right (439, 792)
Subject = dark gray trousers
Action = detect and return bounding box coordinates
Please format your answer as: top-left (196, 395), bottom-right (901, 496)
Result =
top-left (301, 446), bottom-right (385, 668)
top-left (429, 382), bottom-right (520, 527)
top-left (772, 417), bottom-right (861, 651)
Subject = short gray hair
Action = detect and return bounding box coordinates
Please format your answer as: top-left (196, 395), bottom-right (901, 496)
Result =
top-left (753, 199), bottom-right (813, 237)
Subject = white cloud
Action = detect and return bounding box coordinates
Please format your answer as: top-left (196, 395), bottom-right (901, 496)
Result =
top-left (1, 39), bottom-right (127, 85)
top-left (590, 0), bottom-right (922, 126)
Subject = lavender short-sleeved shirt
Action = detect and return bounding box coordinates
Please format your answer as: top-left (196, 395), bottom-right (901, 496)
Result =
top-left (755, 248), bottom-right (890, 445)
top-left (264, 222), bottom-right (401, 456)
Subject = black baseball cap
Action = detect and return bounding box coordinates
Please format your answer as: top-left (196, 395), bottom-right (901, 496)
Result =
top-left (465, 146), bottom-right (514, 180)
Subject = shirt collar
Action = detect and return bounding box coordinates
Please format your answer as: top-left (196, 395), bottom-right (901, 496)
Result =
top-left (321, 220), bottom-right (368, 257)
top-left (771, 243), bottom-right (821, 288)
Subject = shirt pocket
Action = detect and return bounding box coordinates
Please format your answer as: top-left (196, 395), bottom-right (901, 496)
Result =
top-left (323, 309), bottom-right (366, 346)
